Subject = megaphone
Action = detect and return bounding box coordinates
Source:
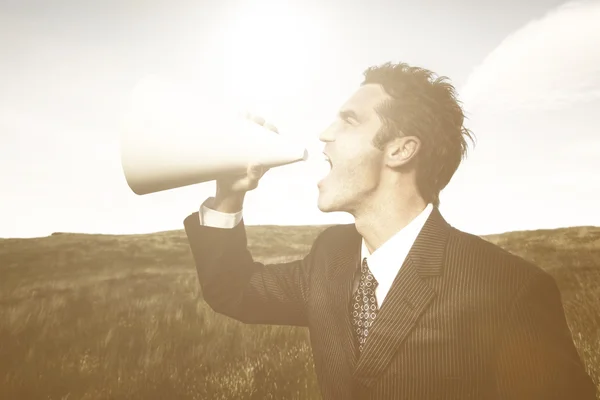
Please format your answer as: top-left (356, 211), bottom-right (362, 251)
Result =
top-left (119, 76), bottom-right (309, 195)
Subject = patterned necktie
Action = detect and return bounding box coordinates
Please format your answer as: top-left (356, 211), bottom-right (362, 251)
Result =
top-left (351, 258), bottom-right (379, 352)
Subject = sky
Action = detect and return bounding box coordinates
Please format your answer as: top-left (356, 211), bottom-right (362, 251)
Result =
top-left (1, 0), bottom-right (599, 238)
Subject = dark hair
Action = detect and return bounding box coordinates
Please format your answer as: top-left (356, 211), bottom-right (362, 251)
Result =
top-left (362, 62), bottom-right (475, 207)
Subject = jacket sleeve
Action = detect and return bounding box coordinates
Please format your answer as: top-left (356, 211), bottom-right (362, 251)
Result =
top-left (183, 211), bottom-right (322, 327)
top-left (494, 270), bottom-right (597, 399)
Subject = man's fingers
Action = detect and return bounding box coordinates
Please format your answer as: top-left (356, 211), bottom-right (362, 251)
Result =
top-left (247, 163), bottom-right (264, 180)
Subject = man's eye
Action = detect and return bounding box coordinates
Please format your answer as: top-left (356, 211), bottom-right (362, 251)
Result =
top-left (344, 116), bottom-right (357, 125)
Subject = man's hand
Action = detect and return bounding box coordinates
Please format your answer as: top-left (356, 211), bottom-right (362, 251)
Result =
top-left (213, 113), bottom-right (279, 213)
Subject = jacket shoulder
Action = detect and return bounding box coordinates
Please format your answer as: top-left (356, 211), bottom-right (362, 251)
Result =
top-left (446, 226), bottom-right (554, 285)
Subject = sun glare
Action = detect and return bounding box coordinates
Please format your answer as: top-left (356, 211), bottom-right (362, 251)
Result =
top-left (217, 1), bottom-right (327, 119)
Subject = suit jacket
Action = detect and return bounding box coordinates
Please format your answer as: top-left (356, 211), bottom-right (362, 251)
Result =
top-left (183, 207), bottom-right (597, 400)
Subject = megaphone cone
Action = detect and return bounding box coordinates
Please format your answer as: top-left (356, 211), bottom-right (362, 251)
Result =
top-left (119, 76), bottom-right (309, 195)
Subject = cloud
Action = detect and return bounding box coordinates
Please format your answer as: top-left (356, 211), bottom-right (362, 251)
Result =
top-left (440, 1), bottom-right (600, 235)
top-left (460, 0), bottom-right (600, 114)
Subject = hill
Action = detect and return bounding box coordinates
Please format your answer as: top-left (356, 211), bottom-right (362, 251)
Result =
top-left (0, 224), bottom-right (598, 399)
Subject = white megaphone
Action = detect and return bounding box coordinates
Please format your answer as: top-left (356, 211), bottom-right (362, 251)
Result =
top-left (120, 76), bottom-right (309, 195)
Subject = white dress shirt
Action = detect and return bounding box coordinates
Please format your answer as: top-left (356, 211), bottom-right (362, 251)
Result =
top-left (198, 198), bottom-right (434, 308)
top-left (197, 197), bottom-right (243, 228)
top-left (359, 203), bottom-right (433, 307)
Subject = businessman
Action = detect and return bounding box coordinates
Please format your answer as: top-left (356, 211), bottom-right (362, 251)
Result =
top-left (184, 62), bottom-right (597, 399)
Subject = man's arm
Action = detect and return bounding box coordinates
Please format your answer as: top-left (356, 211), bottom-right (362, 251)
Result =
top-left (182, 114), bottom-right (319, 326)
top-left (184, 204), bottom-right (323, 327)
top-left (494, 270), bottom-right (597, 399)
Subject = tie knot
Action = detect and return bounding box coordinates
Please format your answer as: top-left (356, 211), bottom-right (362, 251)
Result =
top-left (361, 257), bottom-right (370, 271)
top-left (361, 258), bottom-right (378, 287)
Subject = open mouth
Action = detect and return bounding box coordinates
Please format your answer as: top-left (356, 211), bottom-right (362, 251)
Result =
top-left (324, 153), bottom-right (332, 170)
top-left (318, 152), bottom-right (332, 186)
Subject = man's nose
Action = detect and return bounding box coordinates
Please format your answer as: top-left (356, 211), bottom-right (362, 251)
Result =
top-left (319, 124), bottom-right (336, 143)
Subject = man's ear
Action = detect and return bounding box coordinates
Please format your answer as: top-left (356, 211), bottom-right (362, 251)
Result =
top-left (385, 136), bottom-right (421, 168)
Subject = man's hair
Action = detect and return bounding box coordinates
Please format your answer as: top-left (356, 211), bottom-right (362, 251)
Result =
top-left (362, 62), bottom-right (475, 207)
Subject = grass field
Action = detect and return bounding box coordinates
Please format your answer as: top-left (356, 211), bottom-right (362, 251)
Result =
top-left (0, 223), bottom-right (598, 399)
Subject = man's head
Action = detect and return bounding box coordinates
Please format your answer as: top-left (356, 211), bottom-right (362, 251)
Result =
top-left (317, 61), bottom-right (474, 215)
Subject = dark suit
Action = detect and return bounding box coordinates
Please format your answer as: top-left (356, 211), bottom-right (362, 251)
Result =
top-left (183, 207), bottom-right (597, 399)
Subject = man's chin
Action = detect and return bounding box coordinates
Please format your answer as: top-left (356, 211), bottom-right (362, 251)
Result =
top-left (317, 197), bottom-right (332, 213)
top-left (317, 201), bottom-right (329, 213)
top-left (318, 205), bottom-right (333, 213)
top-left (317, 197), bottom-right (339, 213)
top-left (317, 186), bottom-right (344, 213)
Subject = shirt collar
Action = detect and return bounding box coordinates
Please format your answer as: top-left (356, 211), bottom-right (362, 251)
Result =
top-left (360, 203), bottom-right (434, 283)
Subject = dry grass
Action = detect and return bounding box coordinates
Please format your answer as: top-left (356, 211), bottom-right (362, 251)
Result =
top-left (0, 224), bottom-right (598, 399)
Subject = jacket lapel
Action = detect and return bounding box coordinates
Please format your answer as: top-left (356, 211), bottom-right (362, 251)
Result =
top-left (327, 224), bottom-right (362, 370)
top-left (352, 207), bottom-right (450, 388)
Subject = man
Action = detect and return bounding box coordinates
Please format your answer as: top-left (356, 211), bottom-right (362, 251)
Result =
top-left (183, 62), bottom-right (596, 399)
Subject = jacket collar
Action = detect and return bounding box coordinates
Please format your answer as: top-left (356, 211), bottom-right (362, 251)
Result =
top-left (327, 207), bottom-right (451, 386)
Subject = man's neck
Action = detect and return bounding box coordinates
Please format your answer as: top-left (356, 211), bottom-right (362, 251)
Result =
top-left (354, 192), bottom-right (428, 254)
